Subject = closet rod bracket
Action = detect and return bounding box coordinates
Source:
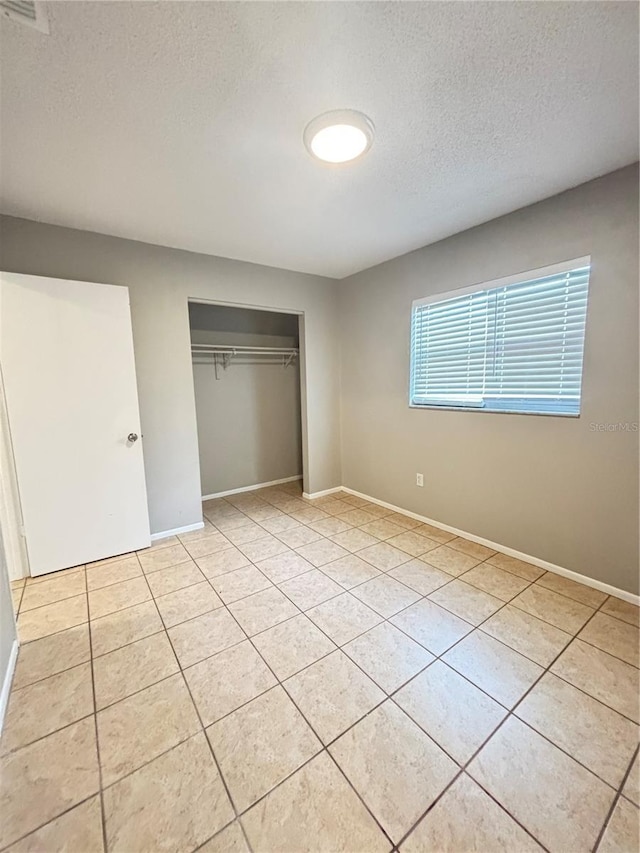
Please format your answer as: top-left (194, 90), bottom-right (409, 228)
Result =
top-left (192, 343), bottom-right (299, 380)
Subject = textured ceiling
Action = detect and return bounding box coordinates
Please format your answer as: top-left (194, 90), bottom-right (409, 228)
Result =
top-left (0, 1), bottom-right (638, 279)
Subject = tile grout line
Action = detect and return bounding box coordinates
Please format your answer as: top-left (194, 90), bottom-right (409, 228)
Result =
top-left (0, 706), bottom-right (97, 758)
top-left (296, 509), bottom-right (637, 845)
top-left (388, 583), bottom-right (556, 849)
top-left (146, 577), bottom-right (256, 853)
top-left (10, 510), bottom-right (636, 725)
top-left (288, 533), bottom-right (637, 679)
top-left (0, 792), bottom-right (105, 853)
top-left (13, 497), bottom-right (636, 737)
top-left (389, 594), bottom-right (617, 852)
top-left (591, 742), bottom-right (640, 853)
top-left (1, 569), bottom-right (97, 853)
top-left (224, 499), bottom-right (613, 622)
top-left (147, 507), bottom-right (398, 849)
top-left (17, 587), bottom-right (86, 616)
top-left (231, 618), bottom-right (396, 849)
top-left (10, 570), bottom-right (528, 756)
top-left (11, 542), bottom-right (621, 819)
top-left (202, 492), bottom-right (638, 845)
top-left (423, 576), bottom-right (633, 776)
top-left (226, 487), bottom-right (630, 610)
top-left (89, 562), bottom-right (250, 848)
top-left (6, 487), bottom-right (638, 852)
top-left (206, 497), bottom-right (506, 845)
top-left (4, 642), bottom-right (93, 693)
top-left (206, 523), bottom-right (615, 668)
top-left (4, 571), bottom-right (117, 853)
top-left (197, 490), bottom-right (412, 846)
top-left (189, 496), bottom-right (417, 846)
top-left (84, 566), bottom-right (111, 853)
top-left (202, 495), bottom-right (547, 845)
top-left (462, 599), bottom-right (628, 847)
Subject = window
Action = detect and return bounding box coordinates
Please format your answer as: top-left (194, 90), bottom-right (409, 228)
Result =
top-left (409, 258), bottom-right (590, 416)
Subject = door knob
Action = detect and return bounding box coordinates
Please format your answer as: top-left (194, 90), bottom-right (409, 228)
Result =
top-left (127, 433), bottom-right (139, 443)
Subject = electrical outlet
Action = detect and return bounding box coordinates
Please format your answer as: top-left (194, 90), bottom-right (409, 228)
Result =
top-left (416, 473), bottom-right (424, 487)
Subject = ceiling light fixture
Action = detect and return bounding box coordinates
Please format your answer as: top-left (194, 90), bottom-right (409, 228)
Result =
top-left (304, 110), bottom-right (374, 164)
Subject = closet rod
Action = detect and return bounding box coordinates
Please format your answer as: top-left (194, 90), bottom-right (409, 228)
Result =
top-left (191, 344), bottom-right (299, 379)
top-left (191, 344), bottom-right (298, 355)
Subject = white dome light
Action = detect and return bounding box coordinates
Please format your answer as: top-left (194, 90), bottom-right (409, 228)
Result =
top-left (304, 110), bottom-right (374, 164)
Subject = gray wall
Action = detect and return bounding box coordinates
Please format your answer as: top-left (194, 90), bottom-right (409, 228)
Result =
top-left (190, 304), bottom-right (302, 495)
top-left (339, 165), bottom-right (639, 594)
top-left (0, 218), bottom-right (341, 534)
top-left (189, 303), bottom-right (300, 338)
top-left (1, 166), bottom-right (637, 594)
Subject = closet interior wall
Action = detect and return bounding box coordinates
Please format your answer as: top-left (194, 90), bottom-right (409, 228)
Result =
top-left (189, 302), bottom-right (302, 498)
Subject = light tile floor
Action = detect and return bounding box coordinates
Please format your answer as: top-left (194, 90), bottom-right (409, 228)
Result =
top-left (2, 482), bottom-right (639, 852)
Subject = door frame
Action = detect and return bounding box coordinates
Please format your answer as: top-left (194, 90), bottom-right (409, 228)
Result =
top-left (186, 297), bottom-right (309, 496)
top-left (0, 304), bottom-right (30, 581)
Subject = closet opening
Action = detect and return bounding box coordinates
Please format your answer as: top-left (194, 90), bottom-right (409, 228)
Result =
top-left (188, 301), bottom-right (305, 501)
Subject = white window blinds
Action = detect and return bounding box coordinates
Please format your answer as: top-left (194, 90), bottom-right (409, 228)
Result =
top-left (410, 258), bottom-right (590, 416)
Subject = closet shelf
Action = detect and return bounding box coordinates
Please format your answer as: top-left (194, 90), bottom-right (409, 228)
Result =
top-left (191, 344), bottom-right (299, 378)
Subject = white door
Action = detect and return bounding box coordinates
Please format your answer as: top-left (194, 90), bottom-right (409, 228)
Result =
top-left (0, 272), bottom-right (150, 576)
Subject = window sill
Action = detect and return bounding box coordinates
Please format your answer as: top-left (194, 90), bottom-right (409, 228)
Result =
top-left (408, 403), bottom-right (580, 418)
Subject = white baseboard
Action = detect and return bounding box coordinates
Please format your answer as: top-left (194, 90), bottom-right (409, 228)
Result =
top-left (0, 639), bottom-right (19, 734)
top-left (150, 521), bottom-right (204, 542)
top-left (302, 487), bottom-right (343, 500)
top-left (341, 487), bottom-right (640, 606)
top-left (193, 474), bottom-right (638, 604)
top-left (202, 476), bottom-right (302, 501)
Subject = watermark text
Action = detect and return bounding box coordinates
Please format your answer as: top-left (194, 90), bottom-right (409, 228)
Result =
top-left (589, 422), bottom-right (638, 432)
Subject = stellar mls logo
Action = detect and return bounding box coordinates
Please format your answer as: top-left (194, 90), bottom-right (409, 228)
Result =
top-left (589, 422), bottom-right (639, 432)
